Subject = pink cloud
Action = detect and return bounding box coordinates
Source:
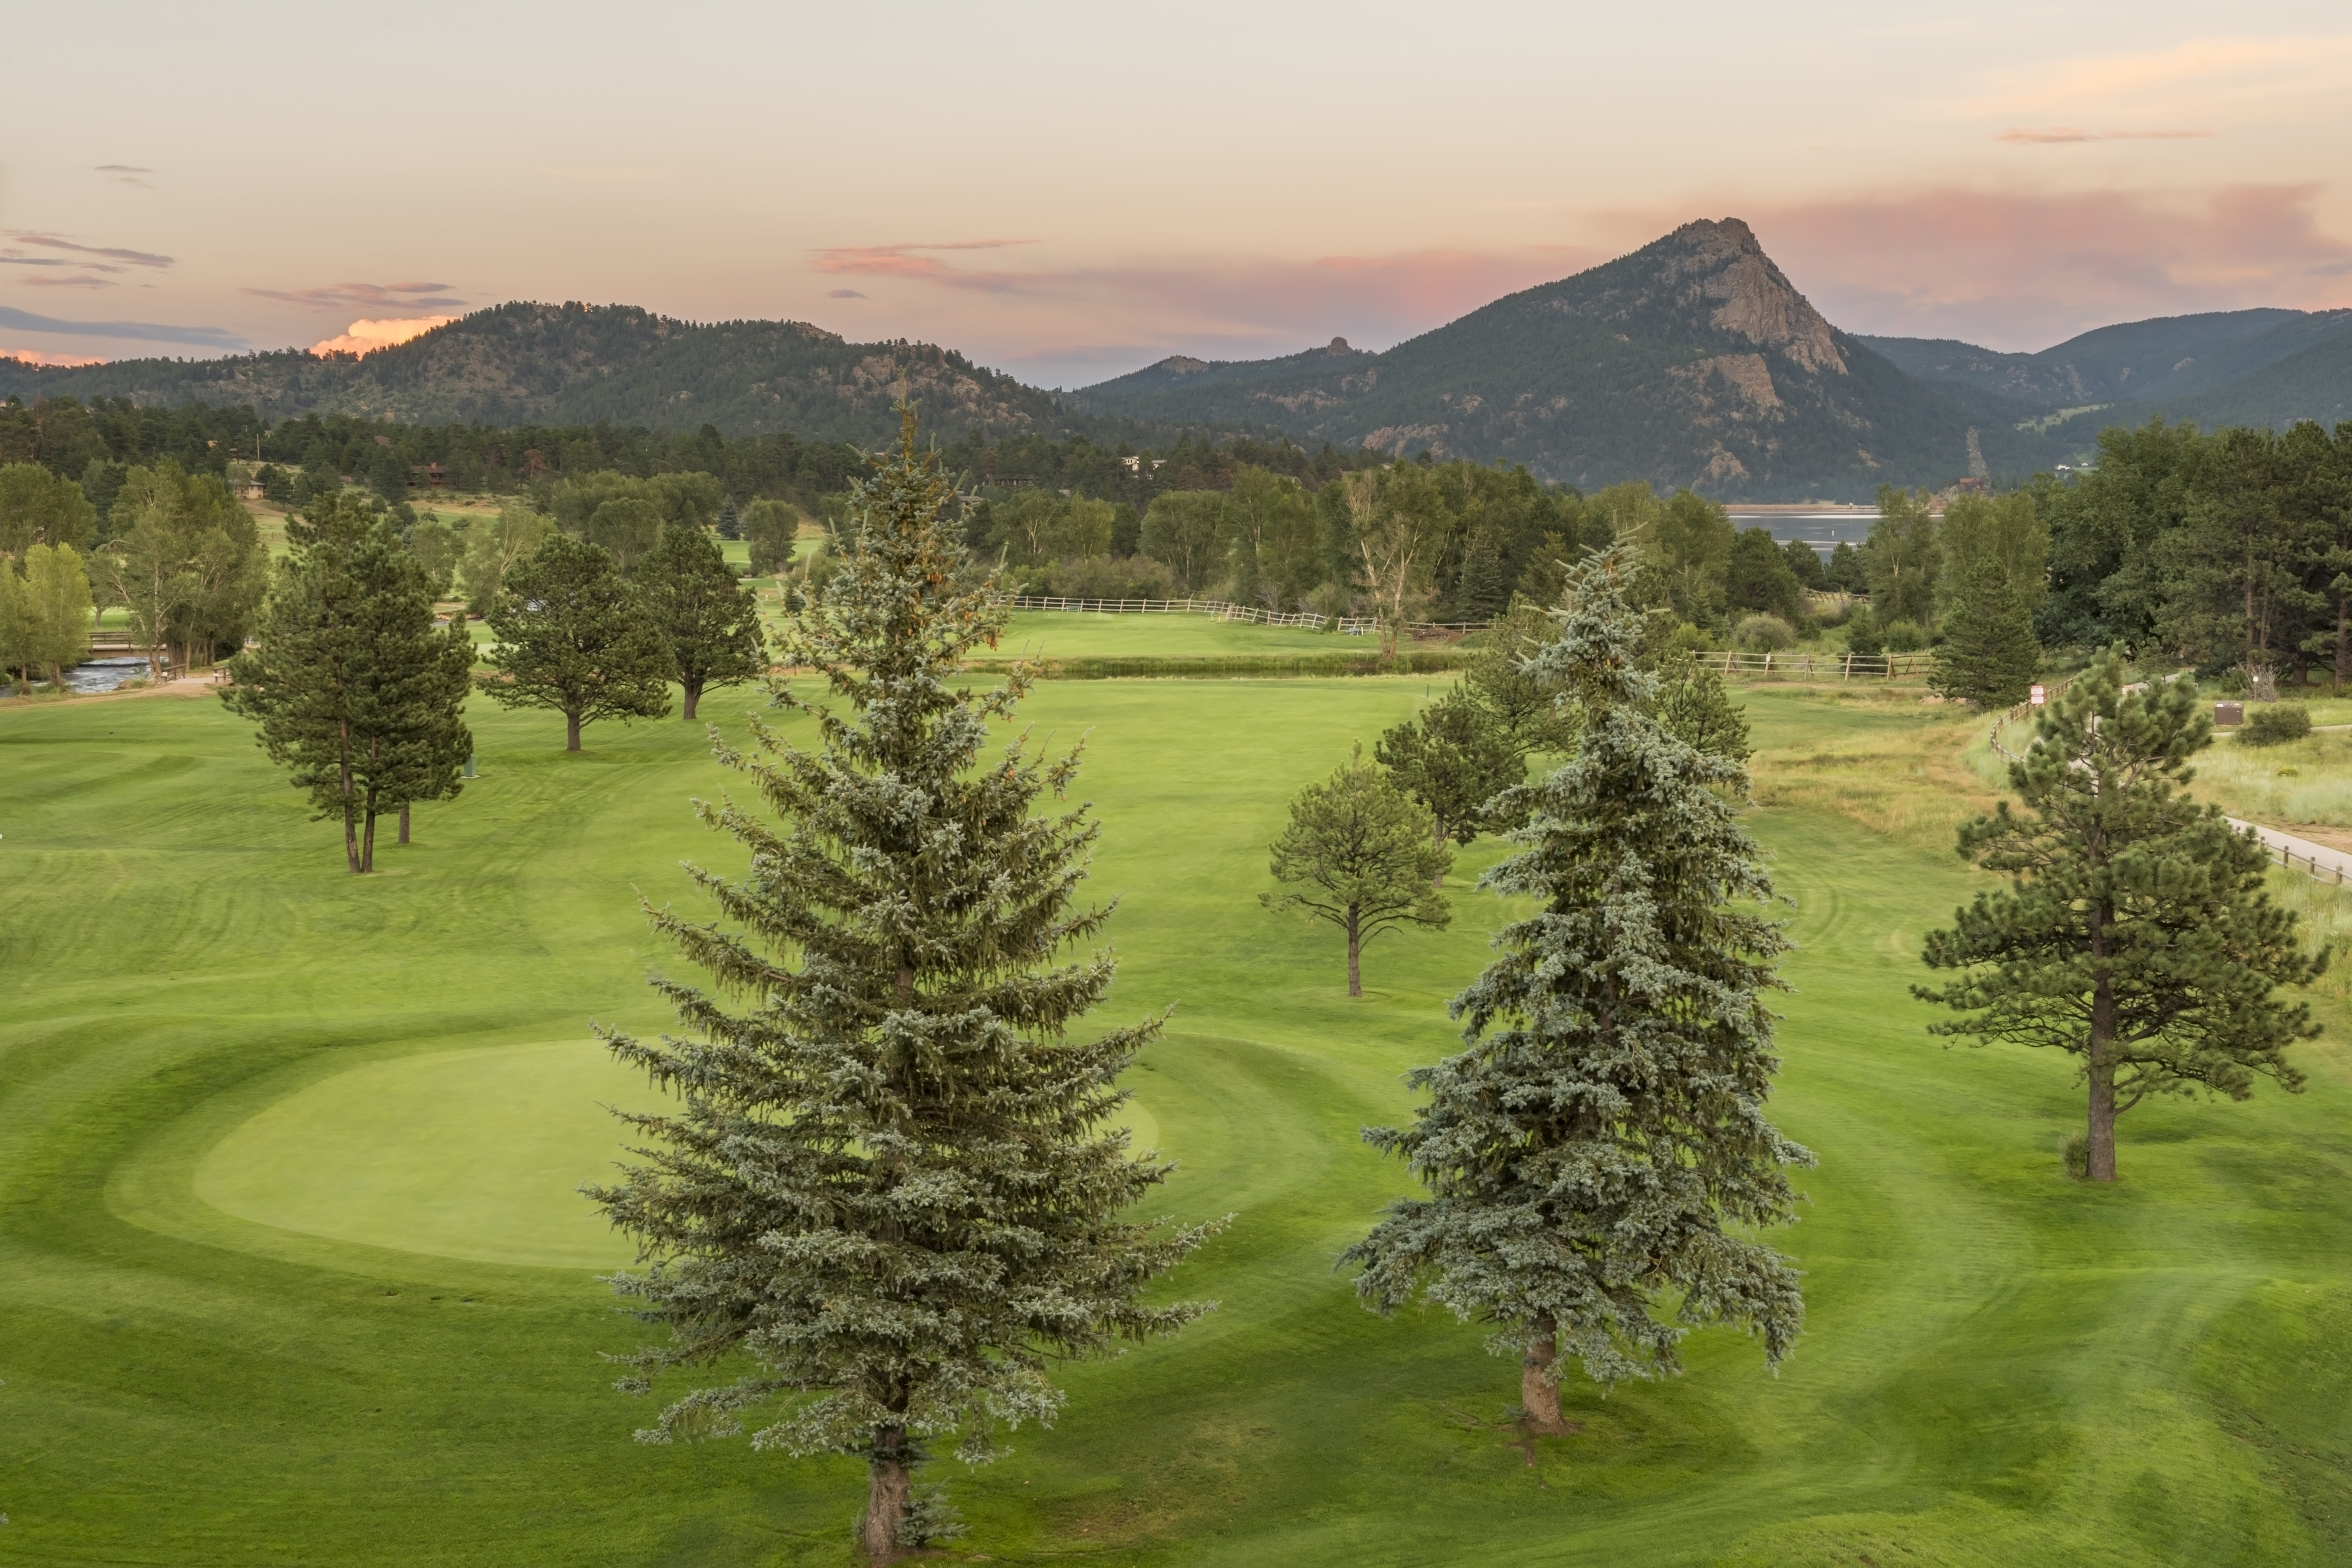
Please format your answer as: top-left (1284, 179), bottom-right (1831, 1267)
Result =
top-left (309, 316), bottom-right (456, 356)
top-left (816, 243), bottom-right (1604, 366)
top-left (1736, 184), bottom-right (2352, 350)
top-left (19, 275), bottom-right (116, 290)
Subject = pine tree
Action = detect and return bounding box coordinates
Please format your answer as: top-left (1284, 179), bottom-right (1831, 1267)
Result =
top-left (1344, 544), bottom-right (1812, 1434)
top-left (224, 494), bottom-right (473, 872)
top-left (1260, 745), bottom-right (1452, 996)
top-left (716, 495), bottom-right (742, 541)
top-left (1930, 556), bottom-right (2040, 707)
top-left (483, 533), bottom-right (672, 750)
top-left (1375, 688), bottom-right (1522, 884)
top-left (1916, 650), bottom-right (2322, 1181)
top-left (589, 408), bottom-right (1220, 1567)
top-left (637, 524), bottom-right (766, 720)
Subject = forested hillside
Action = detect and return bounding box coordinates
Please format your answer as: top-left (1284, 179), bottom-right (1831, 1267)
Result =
top-left (1074, 220), bottom-right (2059, 499)
top-left (0, 303), bottom-right (1081, 446)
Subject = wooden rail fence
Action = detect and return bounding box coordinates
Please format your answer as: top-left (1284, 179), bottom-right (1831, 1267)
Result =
top-left (1692, 649), bottom-right (1932, 680)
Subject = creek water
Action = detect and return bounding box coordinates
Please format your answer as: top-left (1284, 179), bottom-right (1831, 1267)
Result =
top-left (63, 658), bottom-right (150, 694)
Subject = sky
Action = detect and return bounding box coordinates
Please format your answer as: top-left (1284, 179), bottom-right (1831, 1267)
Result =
top-left (6, 1), bottom-right (2352, 389)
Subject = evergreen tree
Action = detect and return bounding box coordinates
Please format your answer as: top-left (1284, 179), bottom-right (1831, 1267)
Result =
top-left (223, 493), bottom-right (473, 872)
top-left (637, 524), bottom-right (767, 720)
top-left (1260, 745), bottom-right (1451, 996)
top-left (1464, 598), bottom-right (1578, 762)
top-left (1651, 653), bottom-right (1750, 762)
top-left (1916, 651), bottom-right (2322, 1181)
top-left (1930, 556), bottom-right (2041, 707)
top-left (589, 409), bottom-right (1220, 1567)
top-left (716, 495), bottom-right (742, 541)
top-left (482, 533), bottom-right (672, 751)
top-left (1375, 688), bottom-right (1522, 883)
top-left (1344, 545), bottom-right (1811, 1433)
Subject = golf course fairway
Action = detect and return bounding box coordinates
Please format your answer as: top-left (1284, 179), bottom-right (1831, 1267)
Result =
top-left (3, 675), bottom-right (2349, 1566)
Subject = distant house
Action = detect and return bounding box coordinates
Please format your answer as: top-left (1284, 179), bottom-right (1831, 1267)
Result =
top-left (408, 463), bottom-right (449, 488)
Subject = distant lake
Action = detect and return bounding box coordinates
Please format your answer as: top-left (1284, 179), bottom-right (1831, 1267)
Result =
top-left (1726, 509), bottom-right (1877, 554)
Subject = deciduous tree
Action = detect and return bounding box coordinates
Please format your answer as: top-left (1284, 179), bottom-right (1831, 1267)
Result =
top-left (1260, 745), bottom-right (1451, 995)
top-left (590, 408), bottom-right (1219, 1567)
top-left (1345, 545), bottom-right (1811, 1433)
top-left (1917, 651), bottom-right (2322, 1181)
top-left (483, 533), bottom-right (672, 750)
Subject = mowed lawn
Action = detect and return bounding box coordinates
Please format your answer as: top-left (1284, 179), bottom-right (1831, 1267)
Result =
top-left (2, 678), bottom-right (2351, 1566)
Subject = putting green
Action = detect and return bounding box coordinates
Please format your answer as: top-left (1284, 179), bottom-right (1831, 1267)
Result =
top-left (195, 1038), bottom-right (1163, 1270)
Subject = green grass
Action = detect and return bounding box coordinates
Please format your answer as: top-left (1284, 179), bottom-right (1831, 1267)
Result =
top-left (4, 678), bottom-right (2351, 1564)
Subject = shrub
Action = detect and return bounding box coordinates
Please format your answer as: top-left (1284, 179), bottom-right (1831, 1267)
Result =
top-left (2241, 702), bottom-right (2312, 747)
top-left (1734, 614), bottom-right (1796, 652)
top-left (1883, 619), bottom-right (1927, 653)
top-left (1844, 606), bottom-right (1884, 655)
top-left (2063, 1131), bottom-right (2089, 1180)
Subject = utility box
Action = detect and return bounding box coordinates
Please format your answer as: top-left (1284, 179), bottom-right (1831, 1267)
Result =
top-left (2215, 701), bottom-right (2245, 728)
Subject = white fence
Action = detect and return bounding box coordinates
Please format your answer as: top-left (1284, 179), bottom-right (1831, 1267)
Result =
top-left (1694, 649), bottom-right (1932, 680)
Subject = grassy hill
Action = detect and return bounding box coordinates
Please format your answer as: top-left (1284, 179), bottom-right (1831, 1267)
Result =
top-left (3, 672), bottom-right (2349, 1564)
top-left (0, 302), bottom-right (1081, 447)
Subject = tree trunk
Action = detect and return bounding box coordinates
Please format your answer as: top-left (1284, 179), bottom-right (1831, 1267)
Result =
top-left (565, 709), bottom-right (582, 752)
top-left (861, 1431), bottom-right (913, 1567)
top-left (1522, 1316), bottom-right (1569, 1435)
top-left (397, 802), bottom-right (411, 845)
top-left (2335, 596), bottom-right (2347, 693)
top-left (360, 805), bottom-right (378, 875)
top-left (1346, 908), bottom-right (1363, 998)
top-left (681, 679), bottom-right (701, 721)
top-left (1431, 815), bottom-right (1447, 890)
top-left (2086, 976), bottom-right (2118, 1182)
top-left (342, 802), bottom-right (361, 875)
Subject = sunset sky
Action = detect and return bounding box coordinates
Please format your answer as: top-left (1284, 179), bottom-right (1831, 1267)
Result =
top-left (7, 0), bottom-right (2351, 388)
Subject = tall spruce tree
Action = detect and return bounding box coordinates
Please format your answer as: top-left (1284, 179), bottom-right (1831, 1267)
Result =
top-left (589, 409), bottom-right (1220, 1567)
top-left (224, 493), bottom-right (473, 872)
top-left (1930, 556), bottom-right (2041, 707)
top-left (637, 523), bottom-right (767, 720)
top-left (483, 533), bottom-right (672, 750)
top-left (1916, 651), bottom-right (2321, 1181)
top-left (1344, 544), bottom-right (1811, 1433)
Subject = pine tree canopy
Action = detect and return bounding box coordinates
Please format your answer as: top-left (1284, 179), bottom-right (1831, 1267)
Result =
top-left (589, 407), bottom-right (1220, 1566)
top-left (1915, 650), bottom-right (2321, 1181)
top-left (222, 492), bottom-right (473, 873)
top-left (1344, 543), bottom-right (1812, 1425)
top-left (636, 523), bottom-right (766, 720)
top-left (1929, 555), bottom-right (2041, 708)
top-left (482, 532), bottom-right (672, 750)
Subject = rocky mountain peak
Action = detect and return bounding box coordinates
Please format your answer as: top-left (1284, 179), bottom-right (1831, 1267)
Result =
top-left (1655, 217), bottom-right (1846, 375)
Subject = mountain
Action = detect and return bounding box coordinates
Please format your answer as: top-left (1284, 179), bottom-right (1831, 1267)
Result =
top-left (0, 302), bottom-right (1077, 446)
top-left (1859, 309), bottom-right (2352, 416)
top-left (1072, 219), bottom-right (2014, 500)
top-left (2169, 326), bottom-right (2352, 431)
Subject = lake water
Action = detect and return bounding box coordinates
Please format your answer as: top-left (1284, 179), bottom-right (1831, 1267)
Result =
top-left (1727, 509), bottom-right (1878, 554)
